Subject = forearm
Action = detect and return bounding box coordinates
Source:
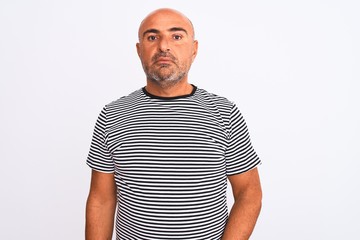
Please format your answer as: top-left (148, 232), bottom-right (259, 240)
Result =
top-left (222, 193), bottom-right (262, 240)
top-left (85, 196), bottom-right (116, 240)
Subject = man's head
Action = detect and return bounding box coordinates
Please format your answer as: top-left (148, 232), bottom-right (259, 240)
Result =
top-left (136, 8), bottom-right (198, 88)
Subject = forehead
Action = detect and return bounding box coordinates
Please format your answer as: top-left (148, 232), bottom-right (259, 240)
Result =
top-left (138, 10), bottom-right (193, 37)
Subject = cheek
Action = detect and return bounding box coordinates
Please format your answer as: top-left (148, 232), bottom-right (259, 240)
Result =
top-left (179, 47), bottom-right (195, 60)
top-left (140, 48), bottom-right (155, 60)
top-left (139, 52), bottom-right (151, 64)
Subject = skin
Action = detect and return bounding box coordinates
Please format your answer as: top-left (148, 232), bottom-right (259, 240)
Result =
top-left (85, 8), bottom-right (262, 240)
top-left (136, 8), bottom-right (198, 97)
top-left (85, 171), bottom-right (116, 240)
top-left (222, 168), bottom-right (262, 240)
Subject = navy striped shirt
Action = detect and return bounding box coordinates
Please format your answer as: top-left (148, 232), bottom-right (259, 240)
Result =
top-left (87, 86), bottom-right (261, 239)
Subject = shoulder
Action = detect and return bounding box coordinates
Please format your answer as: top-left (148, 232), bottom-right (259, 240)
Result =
top-left (95, 88), bottom-right (144, 120)
top-left (104, 88), bottom-right (143, 110)
top-left (194, 86), bottom-right (235, 109)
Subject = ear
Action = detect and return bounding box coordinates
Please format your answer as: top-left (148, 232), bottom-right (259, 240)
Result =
top-left (191, 40), bottom-right (198, 62)
top-left (136, 43), bottom-right (141, 57)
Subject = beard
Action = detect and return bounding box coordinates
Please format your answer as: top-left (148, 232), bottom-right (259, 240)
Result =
top-left (143, 52), bottom-right (188, 88)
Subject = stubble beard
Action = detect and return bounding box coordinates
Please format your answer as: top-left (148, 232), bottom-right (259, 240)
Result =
top-left (145, 65), bottom-right (187, 88)
top-left (143, 53), bottom-right (188, 88)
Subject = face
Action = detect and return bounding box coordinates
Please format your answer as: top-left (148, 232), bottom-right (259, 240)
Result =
top-left (136, 9), bottom-right (198, 87)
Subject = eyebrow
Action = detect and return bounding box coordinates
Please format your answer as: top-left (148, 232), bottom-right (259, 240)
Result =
top-left (169, 27), bottom-right (188, 35)
top-left (142, 27), bottom-right (188, 38)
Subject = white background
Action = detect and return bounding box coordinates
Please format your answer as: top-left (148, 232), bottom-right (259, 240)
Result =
top-left (1, 0), bottom-right (359, 239)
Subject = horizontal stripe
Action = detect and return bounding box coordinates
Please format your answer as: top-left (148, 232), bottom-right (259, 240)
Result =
top-left (87, 86), bottom-right (261, 239)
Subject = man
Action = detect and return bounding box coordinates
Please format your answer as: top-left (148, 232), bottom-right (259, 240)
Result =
top-left (86, 8), bottom-right (262, 240)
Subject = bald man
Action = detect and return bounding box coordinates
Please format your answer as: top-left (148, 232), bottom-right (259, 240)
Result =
top-left (86, 8), bottom-right (262, 240)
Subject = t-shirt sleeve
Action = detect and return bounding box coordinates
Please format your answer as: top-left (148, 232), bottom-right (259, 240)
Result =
top-left (86, 106), bottom-right (115, 173)
top-left (225, 103), bottom-right (261, 176)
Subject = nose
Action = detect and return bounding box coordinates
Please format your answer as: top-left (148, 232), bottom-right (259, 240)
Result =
top-left (159, 38), bottom-right (170, 52)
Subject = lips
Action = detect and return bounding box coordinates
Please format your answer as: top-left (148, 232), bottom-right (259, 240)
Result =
top-left (155, 57), bottom-right (173, 64)
top-left (152, 52), bottom-right (176, 64)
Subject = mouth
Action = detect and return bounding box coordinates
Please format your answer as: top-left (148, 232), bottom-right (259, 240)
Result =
top-left (152, 52), bottom-right (176, 65)
top-left (155, 57), bottom-right (173, 64)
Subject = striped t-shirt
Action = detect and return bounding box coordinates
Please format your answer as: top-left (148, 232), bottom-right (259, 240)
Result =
top-left (87, 85), bottom-right (261, 239)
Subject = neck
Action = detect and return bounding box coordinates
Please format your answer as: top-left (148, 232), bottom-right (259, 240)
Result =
top-left (145, 79), bottom-right (193, 97)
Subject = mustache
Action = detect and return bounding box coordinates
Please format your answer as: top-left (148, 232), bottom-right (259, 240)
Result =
top-left (151, 52), bottom-right (176, 62)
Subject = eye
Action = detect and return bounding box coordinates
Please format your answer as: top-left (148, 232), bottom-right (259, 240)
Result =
top-left (147, 35), bottom-right (157, 41)
top-left (173, 34), bottom-right (183, 40)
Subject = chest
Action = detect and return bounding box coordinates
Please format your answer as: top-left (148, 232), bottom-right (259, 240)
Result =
top-left (106, 104), bottom-right (229, 175)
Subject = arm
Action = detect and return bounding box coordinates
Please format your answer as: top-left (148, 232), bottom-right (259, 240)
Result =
top-left (222, 167), bottom-right (262, 240)
top-left (86, 170), bottom-right (117, 240)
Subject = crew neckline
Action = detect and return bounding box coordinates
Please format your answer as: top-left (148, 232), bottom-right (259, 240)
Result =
top-left (142, 84), bottom-right (197, 100)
